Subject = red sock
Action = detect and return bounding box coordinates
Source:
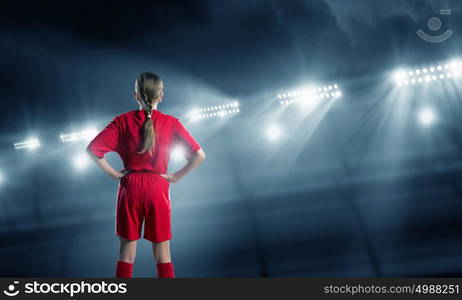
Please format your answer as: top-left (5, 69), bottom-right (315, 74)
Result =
top-left (157, 262), bottom-right (175, 278)
top-left (116, 260), bottom-right (133, 278)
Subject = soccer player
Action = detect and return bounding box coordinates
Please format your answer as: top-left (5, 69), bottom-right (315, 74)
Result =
top-left (86, 72), bottom-right (205, 278)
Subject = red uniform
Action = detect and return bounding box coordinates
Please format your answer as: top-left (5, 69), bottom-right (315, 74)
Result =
top-left (86, 109), bottom-right (201, 242)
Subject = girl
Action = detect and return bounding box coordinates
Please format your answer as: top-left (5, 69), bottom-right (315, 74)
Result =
top-left (86, 72), bottom-right (206, 278)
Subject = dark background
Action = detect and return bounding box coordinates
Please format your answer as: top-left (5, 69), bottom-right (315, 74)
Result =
top-left (1, 0), bottom-right (462, 277)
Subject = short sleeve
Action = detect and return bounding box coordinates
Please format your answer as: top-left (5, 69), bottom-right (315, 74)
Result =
top-left (173, 118), bottom-right (201, 160)
top-left (86, 116), bottom-right (121, 159)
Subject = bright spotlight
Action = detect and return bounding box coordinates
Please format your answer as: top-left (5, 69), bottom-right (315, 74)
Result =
top-left (393, 69), bottom-right (407, 84)
top-left (395, 58), bottom-right (462, 88)
top-left (73, 152), bottom-right (91, 170)
top-left (171, 147), bottom-right (185, 162)
top-left (265, 124), bottom-right (283, 142)
top-left (417, 108), bottom-right (437, 127)
top-left (13, 138), bottom-right (40, 150)
top-left (278, 83), bottom-right (342, 106)
top-left (60, 128), bottom-right (98, 143)
top-left (449, 60), bottom-right (459, 70)
top-left (189, 101), bottom-right (240, 121)
top-left (0, 171), bottom-right (4, 184)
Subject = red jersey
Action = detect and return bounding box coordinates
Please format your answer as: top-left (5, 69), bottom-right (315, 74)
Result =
top-left (86, 109), bottom-right (201, 173)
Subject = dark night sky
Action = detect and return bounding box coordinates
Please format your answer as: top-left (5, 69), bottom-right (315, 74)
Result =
top-left (0, 0), bottom-right (461, 140)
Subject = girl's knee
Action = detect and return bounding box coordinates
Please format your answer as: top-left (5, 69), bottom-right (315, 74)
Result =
top-left (152, 240), bottom-right (169, 247)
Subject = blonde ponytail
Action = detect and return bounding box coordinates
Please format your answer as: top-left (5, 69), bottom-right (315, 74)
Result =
top-left (136, 72), bottom-right (164, 155)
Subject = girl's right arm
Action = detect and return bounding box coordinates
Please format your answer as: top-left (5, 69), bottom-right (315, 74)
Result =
top-left (160, 148), bottom-right (205, 183)
top-left (160, 118), bottom-right (205, 183)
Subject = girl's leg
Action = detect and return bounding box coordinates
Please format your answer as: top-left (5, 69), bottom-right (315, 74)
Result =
top-left (152, 240), bottom-right (171, 263)
top-left (152, 240), bottom-right (175, 278)
top-left (116, 237), bottom-right (138, 278)
top-left (119, 237), bottom-right (138, 263)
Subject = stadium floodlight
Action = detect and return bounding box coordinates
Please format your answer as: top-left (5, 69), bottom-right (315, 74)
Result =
top-left (171, 147), bottom-right (185, 162)
top-left (417, 108), bottom-right (437, 127)
top-left (189, 101), bottom-right (240, 121)
top-left (393, 58), bottom-right (462, 87)
top-left (265, 124), bottom-right (283, 142)
top-left (73, 152), bottom-right (90, 170)
top-left (393, 70), bottom-right (407, 83)
top-left (60, 128), bottom-right (98, 143)
top-left (13, 138), bottom-right (40, 150)
top-left (277, 83), bottom-right (342, 106)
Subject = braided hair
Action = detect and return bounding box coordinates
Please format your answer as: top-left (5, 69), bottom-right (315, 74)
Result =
top-left (135, 72), bottom-right (164, 155)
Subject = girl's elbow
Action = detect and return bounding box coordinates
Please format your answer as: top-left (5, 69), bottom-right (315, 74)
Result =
top-left (197, 148), bottom-right (206, 160)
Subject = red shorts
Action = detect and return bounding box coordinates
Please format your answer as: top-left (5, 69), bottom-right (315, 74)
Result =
top-left (115, 171), bottom-right (172, 243)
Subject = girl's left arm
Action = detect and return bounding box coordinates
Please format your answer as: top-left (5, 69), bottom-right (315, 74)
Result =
top-left (86, 116), bottom-right (128, 180)
top-left (86, 150), bottom-right (127, 180)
